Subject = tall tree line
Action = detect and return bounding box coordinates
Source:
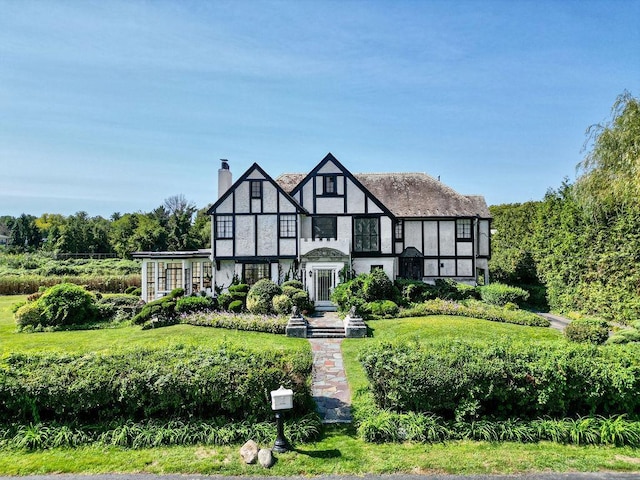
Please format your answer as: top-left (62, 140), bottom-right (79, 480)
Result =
top-left (490, 93), bottom-right (640, 323)
top-left (0, 195), bottom-right (211, 258)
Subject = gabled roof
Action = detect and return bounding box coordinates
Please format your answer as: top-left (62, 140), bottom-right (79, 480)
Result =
top-left (208, 163), bottom-right (308, 215)
top-left (277, 153), bottom-right (397, 219)
top-left (276, 168), bottom-right (490, 218)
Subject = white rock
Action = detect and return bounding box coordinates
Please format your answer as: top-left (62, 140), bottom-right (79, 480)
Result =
top-left (239, 439), bottom-right (259, 464)
top-left (258, 448), bottom-right (274, 468)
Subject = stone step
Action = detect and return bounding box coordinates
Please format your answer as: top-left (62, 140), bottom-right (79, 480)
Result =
top-left (307, 326), bottom-right (345, 338)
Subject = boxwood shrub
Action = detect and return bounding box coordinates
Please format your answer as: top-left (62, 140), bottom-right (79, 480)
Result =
top-left (246, 279), bottom-right (282, 314)
top-left (565, 318), bottom-right (610, 344)
top-left (479, 283), bottom-right (530, 307)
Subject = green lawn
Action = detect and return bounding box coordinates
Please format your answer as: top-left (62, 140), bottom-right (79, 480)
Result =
top-left (1, 295), bottom-right (639, 475)
top-left (0, 295), bottom-right (306, 356)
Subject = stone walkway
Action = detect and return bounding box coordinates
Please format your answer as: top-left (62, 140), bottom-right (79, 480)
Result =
top-left (308, 312), bottom-right (353, 423)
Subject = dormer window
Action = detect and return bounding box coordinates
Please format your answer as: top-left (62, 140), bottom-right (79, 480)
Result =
top-left (323, 175), bottom-right (337, 195)
top-left (250, 180), bottom-right (262, 199)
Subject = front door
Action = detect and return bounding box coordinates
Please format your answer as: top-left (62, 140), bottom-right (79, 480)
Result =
top-left (311, 267), bottom-right (339, 310)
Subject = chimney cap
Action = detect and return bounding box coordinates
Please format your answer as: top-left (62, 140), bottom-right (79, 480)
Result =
top-left (220, 159), bottom-right (229, 170)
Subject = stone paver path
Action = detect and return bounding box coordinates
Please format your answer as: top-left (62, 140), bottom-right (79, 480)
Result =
top-left (308, 312), bottom-right (353, 423)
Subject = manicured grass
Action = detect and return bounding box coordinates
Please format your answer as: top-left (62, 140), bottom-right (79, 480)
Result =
top-left (1, 429), bottom-right (640, 475)
top-left (0, 295), bottom-right (306, 356)
top-left (2, 295), bottom-right (640, 475)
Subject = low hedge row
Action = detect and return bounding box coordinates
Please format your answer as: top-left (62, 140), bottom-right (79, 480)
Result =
top-left (0, 274), bottom-right (141, 295)
top-left (398, 299), bottom-right (550, 327)
top-left (183, 312), bottom-right (288, 334)
top-left (359, 340), bottom-right (640, 421)
top-left (0, 414), bottom-right (322, 451)
top-left (0, 345), bottom-right (313, 424)
top-left (356, 409), bottom-right (640, 446)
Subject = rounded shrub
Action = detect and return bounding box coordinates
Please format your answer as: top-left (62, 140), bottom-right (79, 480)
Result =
top-left (38, 283), bottom-right (97, 327)
top-left (15, 302), bottom-right (45, 329)
top-left (565, 318), bottom-right (610, 344)
top-left (228, 283), bottom-right (250, 294)
top-left (479, 283), bottom-right (530, 307)
top-left (216, 293), bottom-right (232, 311)
top-left (272, 294), bottom-right (292, 315)
top-left (228, 300), bottom-right (244, 313)
top-left (363, 300), bottom-right (399, 318)
top-left (291, 290), bottom-right (314, 313)
top-left (176, 296), bottom-right (216, 315)
top-left (607, 328), bottom-right (640, 345)
top-left (363, 269), bottom-right (393, 301)
top-left (282, 280), bottom-right (304, 290)
top-left (246, 279), bottom-right (282, 314)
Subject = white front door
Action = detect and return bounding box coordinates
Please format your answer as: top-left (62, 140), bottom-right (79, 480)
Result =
top-left (308, 263), bottom-right (342, 309)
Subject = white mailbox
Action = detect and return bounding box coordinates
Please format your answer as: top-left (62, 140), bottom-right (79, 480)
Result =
top-left (270, 385), bottom-right (294, 411)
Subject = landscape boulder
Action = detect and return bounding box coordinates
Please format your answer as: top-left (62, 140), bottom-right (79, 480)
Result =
top-left (258, 448), bottom-right (275, 468)
top-left (239, 439), bottom-right (259, 464)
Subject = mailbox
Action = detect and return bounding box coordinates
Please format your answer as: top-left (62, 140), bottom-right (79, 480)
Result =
top-left (270, 385), bottom-right (293, 411)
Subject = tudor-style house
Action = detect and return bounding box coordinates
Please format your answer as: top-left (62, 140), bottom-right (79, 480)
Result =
top-left (135, 154), bottom-right (491, 309)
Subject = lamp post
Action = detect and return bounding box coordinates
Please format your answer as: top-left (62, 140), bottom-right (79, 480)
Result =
top-left (270, 385), bottom-right (293, 453)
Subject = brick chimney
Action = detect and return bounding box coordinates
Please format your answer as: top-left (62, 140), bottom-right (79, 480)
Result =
top-left (218, 159), bottom-right (232, 199)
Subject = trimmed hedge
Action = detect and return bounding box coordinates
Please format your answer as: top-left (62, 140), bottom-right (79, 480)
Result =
top-left (0, 345), bottom-right (313, 424)
top-left (399, 299), bottom-right (549, 327)
top-left (182, 312), bottom-right (288, 334)
top-left (359, 340), bottom-right (640, 421)
top-left (0, 274), bottom-right (141, 295)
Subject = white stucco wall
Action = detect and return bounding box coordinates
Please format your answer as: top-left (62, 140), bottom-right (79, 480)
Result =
top-left (346, 179), bottom-right (365, 212)
top-left (440, 259), bottom-right (455, 276)
top-left (423, 221), bottom-right (438, 255)
top-left (317, 162), bottom-right (341, 174)
top-left (457, 242), bottom-right (473, 256)
top-left (235, 183), bottom-right (250, 212)
top-left (439, 221), bottom-right (455, 255)
top-left (405, 220), bottom-right (422, 251)
top-left (337, 216), bottom-right (351, 240)
top-left (380, 216), bottom-right (392, 253)
top-left (280, 238), bottom-right (297, 256)
top-left (424, 259), bottom-right (439, 276)
top-left (366, 199), bottom-right (382, 214)
top-left (215, 239), bottom-right (233, 257)
top-left (214, 260), bottom-right (236, 290)
top-left (479, 219), bottom-right (490, 256)
top-left (457, 259), bottom-right (473, 276)
top-left (279, 192), bottom-right (297, 213)
top-left (257, 215), bottom-right (277, 256)
top-left (235, 216), bottom-right (255, 256)
top-left (316, 197), bottom-right (344, 214)
top-left (217, 196), bottom-right (233, 214)
top-left (262, 182), bottom-right (277, 212)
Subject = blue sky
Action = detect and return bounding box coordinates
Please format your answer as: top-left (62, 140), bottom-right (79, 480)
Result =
top-left (1, 0), bottom-right (638, 218)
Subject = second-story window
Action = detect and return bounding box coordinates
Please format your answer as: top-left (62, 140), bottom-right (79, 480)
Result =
top-left (354, 217), bottom-right (379, 252)
top-left (215, 215), bottom-right (233, 239)
top-left (312, 216), bottom-right (337, 239)
top-left (456, 219), bottom-right (472, 240)
top-left (250, 180), bottom-right (262, 199)
top-left (323, 175), bottom-right (337, 195)
top-left (395, 220), bottom-right (404, 240)
top-left (279, 214), bottom-right (297, 238)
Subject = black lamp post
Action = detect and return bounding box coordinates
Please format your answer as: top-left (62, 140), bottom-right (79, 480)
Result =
top-left (270, 385), bottom-right (293, 453)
